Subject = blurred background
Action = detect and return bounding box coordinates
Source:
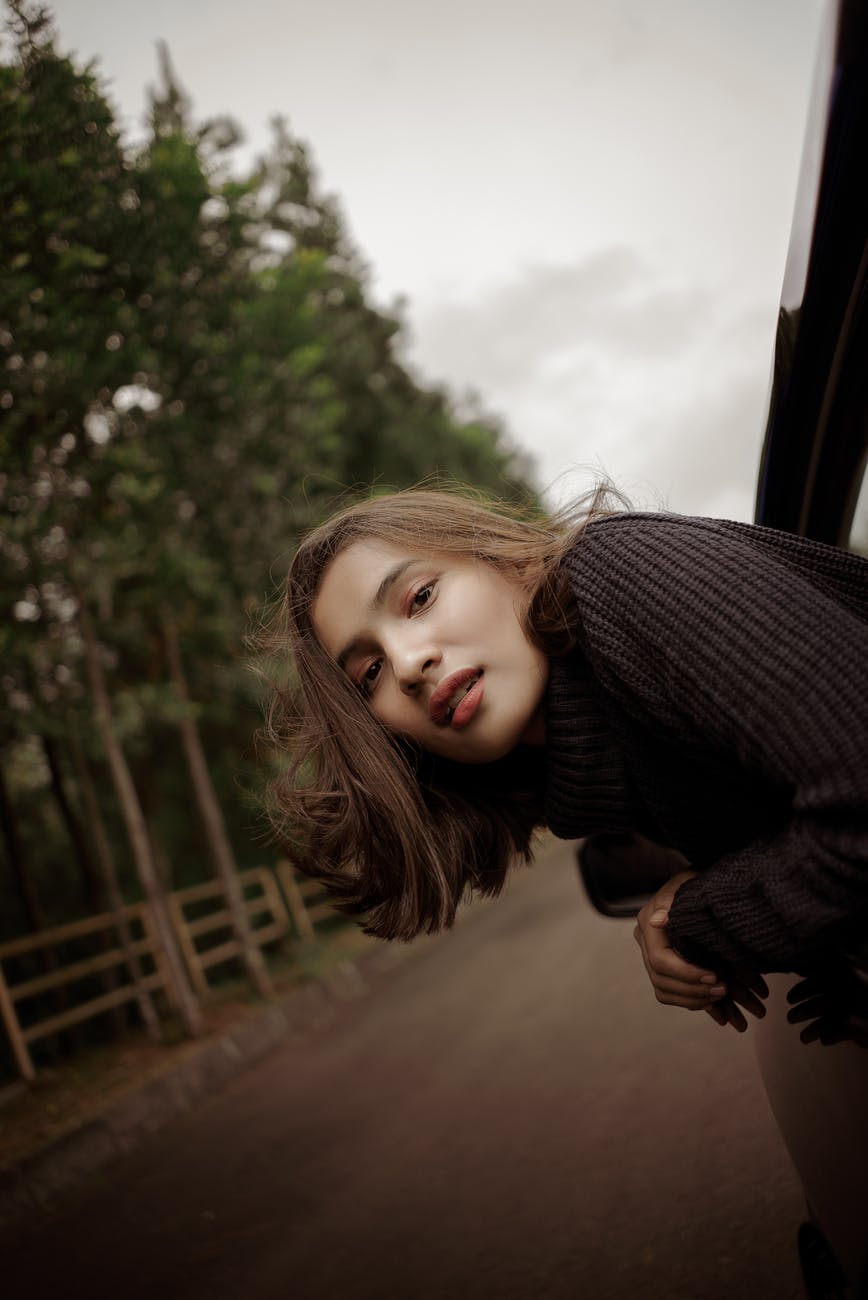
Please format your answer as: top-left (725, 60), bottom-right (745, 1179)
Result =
top-left (0, 0), bottom-right (825, 1074)
top-left (0, 3), bottom-right (830, 1293)
top-left (0, 0), bottom-right (829, 1136)
top-left (42, 0), bottom-right (823, 516)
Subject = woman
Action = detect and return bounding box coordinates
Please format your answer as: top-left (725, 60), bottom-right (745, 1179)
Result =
top-left (261, 486), bottom-right (868, 1029)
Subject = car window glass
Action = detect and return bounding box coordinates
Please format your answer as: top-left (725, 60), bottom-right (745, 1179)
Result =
top-left (848, 464), bottom-right (868, 557)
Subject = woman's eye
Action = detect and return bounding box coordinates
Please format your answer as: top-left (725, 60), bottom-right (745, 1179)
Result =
top-left (359, 660), bottom-right (382, 696)
top-left (411, 582), bottom-right (435, 611)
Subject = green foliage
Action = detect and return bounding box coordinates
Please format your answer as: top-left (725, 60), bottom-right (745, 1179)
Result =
top-left (0, 2), bottom-right (536, 949)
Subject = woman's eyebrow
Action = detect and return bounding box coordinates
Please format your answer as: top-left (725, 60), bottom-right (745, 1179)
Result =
top-left (336, 559), bottom-right (416, 670)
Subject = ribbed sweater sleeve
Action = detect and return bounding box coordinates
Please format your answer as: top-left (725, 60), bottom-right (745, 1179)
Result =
top-left (566, 514), bottom-right (868, 972)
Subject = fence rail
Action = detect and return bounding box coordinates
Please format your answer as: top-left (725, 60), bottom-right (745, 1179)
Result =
top-left (167, 867), bottom-right (290, 997)
top-left (276, 859), bottom-right (338, 941)
top-left (0, 902), bottom-right (165, 1083)
top-left (0, 860), bottom-right (338, 1083)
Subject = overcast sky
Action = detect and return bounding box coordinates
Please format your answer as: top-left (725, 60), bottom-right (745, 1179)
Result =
top-left (44, 0), bottom-right (826, 517)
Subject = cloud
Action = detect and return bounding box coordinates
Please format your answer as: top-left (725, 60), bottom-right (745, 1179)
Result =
top-left (409, 250), bottom-right (712, 389)
top-left (402, 251), bottom-right (775, 519)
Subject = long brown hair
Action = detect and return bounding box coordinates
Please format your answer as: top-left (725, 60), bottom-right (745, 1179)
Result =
top-left (256, 483), bottom-right (622, 940)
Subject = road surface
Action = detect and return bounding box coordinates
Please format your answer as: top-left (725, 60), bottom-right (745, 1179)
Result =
top-left (5, 839), bottom-right (806, 1299)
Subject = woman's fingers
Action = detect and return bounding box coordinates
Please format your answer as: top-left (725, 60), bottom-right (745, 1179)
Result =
top-left (786, 976), bottom-right (822, 1007)
top-left (738, 971), bottom-right (770, 1000)
top-left (724, 976), bottom-right (767, 1020)
top-left (720, 999), bottom-right (749, 1032)
top-left (641, 970), bottom-right (726, 1007)
top-left (786, 995), bottom-right (825, 1025)
top-left (634, 911), bottom-right (717, 982)
top-left (705, 1000), bottom-right (748, 1031)
top-left (633, 875), bottom-right (769, 1027)
top-left (633, 919), bottom-right (725, 1008)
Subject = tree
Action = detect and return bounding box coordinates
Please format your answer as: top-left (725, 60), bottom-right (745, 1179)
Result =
top-left (0, 3), bottom-right (538, 1060)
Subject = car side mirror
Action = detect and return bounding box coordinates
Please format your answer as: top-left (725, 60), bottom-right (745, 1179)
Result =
top-left (576, 833), bottom-right (690, 919)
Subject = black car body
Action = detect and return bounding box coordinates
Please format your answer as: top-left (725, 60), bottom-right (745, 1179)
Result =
top-left (752, 2), bottom-right (867, 1294)
top-left (755, 0), bottom-right (867, 553)
top-left (578, 2), bottom-right (868, 1294)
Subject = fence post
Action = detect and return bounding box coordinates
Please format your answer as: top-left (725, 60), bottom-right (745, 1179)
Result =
top-left (260, 868), bottom-right (289, 930)
top-left (139, 904), bottom-right (181, 1014)
top-left (167, 894), bottom-right (210, 998)
top-left (0, 962), bottom-right (35, 1082)
top-left (276, 860), bottom-right (316, 941)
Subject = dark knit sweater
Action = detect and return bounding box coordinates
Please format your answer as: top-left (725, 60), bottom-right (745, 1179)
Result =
top-left (543, 513), bottom-right (868, 973)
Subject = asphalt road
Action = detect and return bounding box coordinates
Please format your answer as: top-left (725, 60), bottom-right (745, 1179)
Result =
top-left (6, 840), bottom-right (806, 1300)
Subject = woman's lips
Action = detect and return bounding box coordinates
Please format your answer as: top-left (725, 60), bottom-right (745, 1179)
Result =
top-left (429, 668), bottom-right (484, 725)
top-left (450, 674), bottom-right (483, 729)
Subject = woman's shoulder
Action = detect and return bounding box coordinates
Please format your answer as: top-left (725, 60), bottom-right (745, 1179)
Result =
top-left (568, 510), bottom-right (868, 622)
top-left (578, 509), bottom-right (741, 544)
top-left (580, 509), bottom-right (868, 555)
top-left (575, 508), bottom-right (868, 566)
top-left (570, 510), bottom-right (750, 566)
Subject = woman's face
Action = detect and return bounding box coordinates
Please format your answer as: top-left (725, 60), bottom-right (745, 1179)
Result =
top-left (312, 539), bottom-right (548, 763)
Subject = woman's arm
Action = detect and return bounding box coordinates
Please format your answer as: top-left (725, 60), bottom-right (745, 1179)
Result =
top-left (570, 513), bottom-right (868, 974)
top-left (634, 870), bottom-right (769, 1030)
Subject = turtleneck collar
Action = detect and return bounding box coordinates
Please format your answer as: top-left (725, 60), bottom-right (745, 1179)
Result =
top-left (543, 651), bottom-right (642, 838)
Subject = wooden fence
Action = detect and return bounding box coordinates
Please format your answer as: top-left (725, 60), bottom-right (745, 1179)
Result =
top-left (0, 903), bottom-right (166, 1083)
top-left (0, 861), bottom-right (339, 1083)
top-left (167, 867), bottom-right (290, 997)
top-left (275, 859), bottom-right (338, 941)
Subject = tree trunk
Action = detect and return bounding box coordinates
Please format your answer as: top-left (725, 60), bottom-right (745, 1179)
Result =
top-left (0, 760), bottom-right (45, 932)
top-left (149, 826), bottom-right (175, 892)
top-left (42, 733), bottom-right (105, 914)
top-left (66, 713), bottom-right (162, 1042)
top-left (42, 730), bottom-right (127, 1034)
top-left (78, 599), bottom-right (204, 1038)
top-left (0, 754), bottom-right (78, 1047)
top-left (131, 759), bottom-right (174, 891)
top-left (161, 605), bottom-right (273, 998)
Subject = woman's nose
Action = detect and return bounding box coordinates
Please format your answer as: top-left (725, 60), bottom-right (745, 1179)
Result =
top-left (393, 638), bottom-right (440, 694)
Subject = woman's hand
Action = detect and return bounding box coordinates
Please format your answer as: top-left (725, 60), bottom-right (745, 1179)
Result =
top-left (634, 871), bottom-right (722, 1009)
top-left (786, 954), bottom-right (868, 1048)
top-left (633, 870), bottom-right (768, 1031)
